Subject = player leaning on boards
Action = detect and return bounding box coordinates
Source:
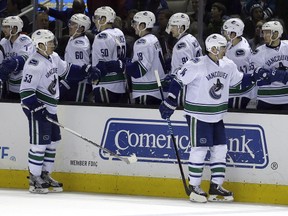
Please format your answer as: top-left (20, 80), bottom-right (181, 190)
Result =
top-left (222, 18), bottom-right (256, 109)
top-left (91, 6), bottom-right (126, 104)
top-left (165, 12), bottom-right (202, 106)
top-left (250, 20), bottom-right (288, 110)
top-left (159, 34), bottom-right (270, 203)
top-left (59, 13), bottom-right (93, 102)
top-left (0, 16), bottom-right (35, 100)
top-left (126, 11), bottom-right (166, 105)
top-left (19, 29), bottom-right (111, 194)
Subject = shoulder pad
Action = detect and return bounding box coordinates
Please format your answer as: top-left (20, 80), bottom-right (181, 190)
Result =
top-left (235, 49), bottom-right (245, 56)
top-left (28, 59), bottom-right (39, 66)
top-left (97, 33), bottom-right (108, 39)
top-left (74, 39), bottom-right (85, 45)
top-left (177, 42), bottom-right (187, 50)
top-left (136, 38), bottom-right (146, 45)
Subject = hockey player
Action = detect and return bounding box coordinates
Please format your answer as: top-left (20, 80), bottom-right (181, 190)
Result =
top-left (222, 18), bottom-right (256, 109)
top-left (91, 6), bottom-right (126, 104)
top-left (165, 12), bottom-right (202, 106)
top-left (159, 34), bottom-right (269, 203)
top-left (250, 20), bottom-right (288, 110)
top-left (20, 29), bottom-right (108, 194)
top-left (60, 13), bottom-right (92, 102)
top-left (126, 11), bottom-right (166, 105)
top-left (0, 16), bottom-right (35, 100)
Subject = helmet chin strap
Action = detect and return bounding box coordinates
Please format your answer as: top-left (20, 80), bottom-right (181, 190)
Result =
top-left (176, 26), bottom-right (186, 39)
top-left (137, 24), bottom-right (146, 37)
top-left (71, 25), bottom-right (80, 39)
top-left (269, 30), bottom-right (279, 46)
top-left (8, 27), bottom-right (18, 41)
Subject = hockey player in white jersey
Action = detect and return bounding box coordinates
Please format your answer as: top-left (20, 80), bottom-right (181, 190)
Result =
top-left (91, 6), bottom-right (126, 104)
top-left (126, 11), bottom-right (166, 105)
top-left (250, 20), bottom-right (288, 110)
top-left (159, 34), bottom-right (269, 203)
top-left (165, 12), bottom-right (202, 106)
top-left (20, 29), bottom-right (109, 194)
top-left (222, 18), bottom-right (256, 109)
top-left (0, 16), bottom-right (35, 100)
top-left (60, 13), bottom-right (92, 102)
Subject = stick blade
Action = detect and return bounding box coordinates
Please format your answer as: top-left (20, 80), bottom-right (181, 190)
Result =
top-left (124, 153), bottom-right (138, 164)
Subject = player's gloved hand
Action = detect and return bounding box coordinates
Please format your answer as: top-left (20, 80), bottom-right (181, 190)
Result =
top-left (2, 57), bottom-right (18, 74)
top-left (96, 59), bottom-right (125, 75)
top-left (268, 69), bottom-right (288, 84)
top-left (0, 64), bottom-right (10, 82)
top-left (82, 64), bottom-right (101, 85)
top-left (159, 96), bottom-right (177, 119)
top-left (31, 105), bottom-right (49, 121)
top-left (162, 74), bottom-right (175, 92)
top-left (251, 68), bottom-right (269, 83)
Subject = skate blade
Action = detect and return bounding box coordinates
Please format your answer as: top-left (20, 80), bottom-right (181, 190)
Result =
top-left (29, 186), bottom-right (49, 194)
top-left (49, 187), bottom-right (63, 193)
top-left (208, 195), bottom-right (234, 202)
top-left (189, 192), bottom-right (207, 203)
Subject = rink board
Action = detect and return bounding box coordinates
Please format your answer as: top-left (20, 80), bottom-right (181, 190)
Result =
top-left (0, 103), bottom-right (288, 205)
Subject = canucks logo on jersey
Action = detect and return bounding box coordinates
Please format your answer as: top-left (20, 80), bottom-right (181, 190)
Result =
top-left (209, 78), bottom-right (224, 99)
top-left (48, 75), bottom-right (57, 95)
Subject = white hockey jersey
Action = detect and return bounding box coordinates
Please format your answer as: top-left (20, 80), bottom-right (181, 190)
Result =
top-left (0, 34), bottom-right (35, 93)
top-left (176, 55), bottom-right (243, 123)
top-left (65, 35), bottom-right (91, 66)
top-left (171, 33), bottom-right (202, 75)
top-left (20, 52), bottom-right (69, 114)
top-left (251, 41), bottom-right (288, 104)
top-left (92, 28), bottom-right (126, 93)
top-left (225, 37), bottom-right (256, 99)
top-left (131, 33), bottom-right (166, 99)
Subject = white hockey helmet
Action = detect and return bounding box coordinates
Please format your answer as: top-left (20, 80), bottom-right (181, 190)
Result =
top-left (222, 18), bottom-right (244, 37)
top-left (32, 29), bottom-right (56, 50)
top-left (2, 16), bottom-right (23, 34)
top-left (166, 13), bottom-right (190, 34)
top-left (70, 13), bottom-right (91, 31)
top-left (205, 33), bottom-right (227, 53)
top-left (133, 11), bottom-right (155, 29)
top-left (262, 21), bottom-right (283, 39)
top-left (94, 6), bottom-right (116, 24)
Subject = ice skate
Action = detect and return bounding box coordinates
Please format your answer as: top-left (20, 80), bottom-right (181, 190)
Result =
top-left (41, 171), bottom-right (63, 192)
top-left (208, 183), bottom-right (234, 202)
top-left (28, 173), bottom-right (49, 194)
top-left (189, 185), bottom-right (208, 203)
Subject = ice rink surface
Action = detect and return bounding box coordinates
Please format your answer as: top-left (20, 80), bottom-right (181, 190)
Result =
top-left (1, 189), bottom-right (287, 216)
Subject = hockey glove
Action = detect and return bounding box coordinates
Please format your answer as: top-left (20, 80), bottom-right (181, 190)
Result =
top-left (159, 96), bottom-right (177, 119)
top-left (162, 74), bottom-right (176, 92)
top-left (82, 64), bottom-right (101, 85)
top-left (0, 64), bottom-right (10, 82)
top-left (268, 69), bottom-right (288, 84)
top-left (2, 56), bottom-right (27, 75)
top-left (251, 68), bottom-right (269, 82)
top-left (96, 60), bottom-right (125, 75)
top-left (31, 105), bottom-right (49, 121)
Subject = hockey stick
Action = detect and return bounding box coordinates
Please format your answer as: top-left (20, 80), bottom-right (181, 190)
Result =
top-left (46, 116), bottom-right (137, 164)
top-left (0, 79), bottom-right (3, 99)
top-left (154, 70), bottom-right (191, 196)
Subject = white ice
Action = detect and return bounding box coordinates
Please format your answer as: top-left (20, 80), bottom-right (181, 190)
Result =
top-left (0, 188), bottom-right (287, 216)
